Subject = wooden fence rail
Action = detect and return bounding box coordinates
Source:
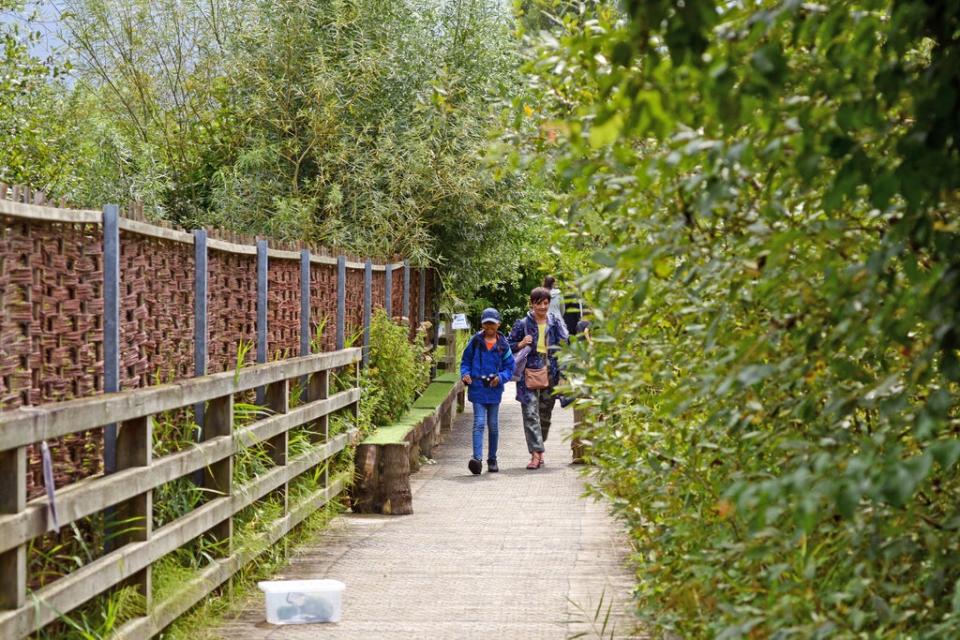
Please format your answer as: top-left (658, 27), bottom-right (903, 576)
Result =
top-left (0, 347), bottom-right (362, 639)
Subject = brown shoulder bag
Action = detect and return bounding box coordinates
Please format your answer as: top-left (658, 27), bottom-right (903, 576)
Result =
top-left (525, 366), bottom-right (549, 389)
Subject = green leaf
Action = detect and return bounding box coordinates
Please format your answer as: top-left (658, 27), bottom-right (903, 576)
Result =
top-left (931, 440), bottom-right (960, 471)
top-left (589, 112), bottom-right (624, 148)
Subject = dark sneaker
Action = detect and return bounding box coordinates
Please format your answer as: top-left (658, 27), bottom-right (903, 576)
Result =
top-left (468, 458), bottom-right (482, 475)
top-left (487, 459), bottom-right (499, 473)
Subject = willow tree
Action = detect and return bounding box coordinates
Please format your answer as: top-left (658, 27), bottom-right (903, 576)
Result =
top-left (50, 0), bottom-right (542, 297)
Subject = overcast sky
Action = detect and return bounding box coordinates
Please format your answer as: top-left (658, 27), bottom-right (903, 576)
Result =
top-left (1, 1), bottom-right (66, 61)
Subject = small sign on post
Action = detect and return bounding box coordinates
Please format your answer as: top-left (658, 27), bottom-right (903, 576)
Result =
top-left (451, 314), bottom-right (470, 330)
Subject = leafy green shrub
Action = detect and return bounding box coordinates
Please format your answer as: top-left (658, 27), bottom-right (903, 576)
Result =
top-left (523, 1), bottom-right (960, 638)
top-left (364, 310), bottom-right (430, 427)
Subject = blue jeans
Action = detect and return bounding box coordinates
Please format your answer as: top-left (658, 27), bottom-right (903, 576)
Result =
top-left (472, 402), bottom-right (500, 461)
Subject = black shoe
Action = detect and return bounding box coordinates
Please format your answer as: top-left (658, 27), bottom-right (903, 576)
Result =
top-left (468, 458), bottom-right (482, 475)
top-left (487, 459), bottom-right (499, 473)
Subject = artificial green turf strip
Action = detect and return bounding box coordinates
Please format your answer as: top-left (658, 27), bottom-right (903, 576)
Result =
top-left (363, 408), bottom-right (434, 444)
top-left (411, 383), bottom-right (455, 408)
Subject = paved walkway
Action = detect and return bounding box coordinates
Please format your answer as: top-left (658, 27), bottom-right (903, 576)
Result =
top-left (216, 385), bottom-right (640, 639)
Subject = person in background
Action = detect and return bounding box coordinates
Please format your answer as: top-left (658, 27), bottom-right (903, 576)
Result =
top-left (508, 287), bottom-right (569, 470)
top-left (460, 308), bottom-right (515, 475)
top-left (543, 275), bottom-right (565, 324)
top-left (575, 316), bottom-right (591, 343)
top-left (563, 296), bottom-right (584, 337)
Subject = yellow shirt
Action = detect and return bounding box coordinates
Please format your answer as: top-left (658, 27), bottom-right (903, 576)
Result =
top-left (537, 322), bottom-right (547, 354)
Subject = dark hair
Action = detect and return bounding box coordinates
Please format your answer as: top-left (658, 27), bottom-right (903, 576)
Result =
top-left (530, 287), bottom-right (551, 303)
top-left (543, 275), bottom-right (556, 289)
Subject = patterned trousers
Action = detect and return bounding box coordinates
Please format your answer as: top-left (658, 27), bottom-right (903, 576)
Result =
top-left (520, 388), bottom-right (557, 453)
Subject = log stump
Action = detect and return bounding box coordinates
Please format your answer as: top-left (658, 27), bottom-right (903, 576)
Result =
top-left (380, 443), bottom-right (413, 515)
top-left (350, 444), bottom-right (381, 513)
top-left (440, 402), bottom-right (453, 432)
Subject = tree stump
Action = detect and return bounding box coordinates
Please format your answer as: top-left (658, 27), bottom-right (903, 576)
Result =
top-left (380, 443), bottom-right (413, 515)
top-left (350, 444), bottom-right (381, 513)
top-left (440, 402), bottom-right (453, 432)
top-left (418, 414), bottom-right (438, 460)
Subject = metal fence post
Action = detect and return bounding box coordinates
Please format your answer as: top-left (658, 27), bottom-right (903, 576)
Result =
top-left (336, 255), bottom-right (346, 350)
top-left (384, 263), bottom-right (393, 319)
top-left (256, 240), bottom-right (268, 365)
top-left (102, 204), bottom-right (120, 475)
top-left (301, 250), bottom-right (311, 357)
top-left (418, 266), bottom-right (426, 326)
top-left (190, 229), bottom-right (209, 485)
top-left (432, 269), bottom-right (441, 354)
top-left (363, 259), bottom-right (372, 366)
top-left (402, 260), bottom-right (410, 322)
top-left (255, 240), bottom-right (268, 406)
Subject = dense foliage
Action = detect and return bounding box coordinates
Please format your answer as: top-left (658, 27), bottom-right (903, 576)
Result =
top-left (519, 0), bottom-right (960, 637)
top-left (0, 1), bottom-right (74, 190)
top-left (1, 0), bottom-right (546, 298)
top-left (362, 310), bottom-right (431, 427)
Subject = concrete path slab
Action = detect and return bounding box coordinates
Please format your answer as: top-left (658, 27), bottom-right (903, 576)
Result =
top-left (214, 384), bottom-right (641, 639)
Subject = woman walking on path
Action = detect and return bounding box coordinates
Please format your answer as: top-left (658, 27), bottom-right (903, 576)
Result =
top-left (508, 287), bottom-right (569, 470)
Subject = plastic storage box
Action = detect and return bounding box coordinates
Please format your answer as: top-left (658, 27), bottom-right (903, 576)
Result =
top-left (257, 579), bottom-right (345, 624)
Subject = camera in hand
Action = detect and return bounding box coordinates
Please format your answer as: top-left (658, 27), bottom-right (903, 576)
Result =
top-left (480, 374), bottom-right (498, 387)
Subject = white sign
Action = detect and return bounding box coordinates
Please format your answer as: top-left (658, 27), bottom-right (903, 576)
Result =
top-left (451, 313), bottom-right (470, 330)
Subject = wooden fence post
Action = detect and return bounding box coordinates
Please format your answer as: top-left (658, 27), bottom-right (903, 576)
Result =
top-left (336, 256), bottom-right (346, 351)
top-left (103, 204), bottom-right (120, 474)
top-left (305, 370), bottom-right (329, 487)
top-left (362, 259), bottom-right (372, 366)
top-left (0, 448), bottom-right (26, 610)
top-left (264, 379), bottom-right (289, 519)
top-left (114, 416), bottom-right (153, 608)
top-left (203, 395), bottom-right (233, 555)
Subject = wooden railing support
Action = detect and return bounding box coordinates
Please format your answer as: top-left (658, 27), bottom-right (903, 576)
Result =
top-left (0, 448), bottom-right (26, 610)
top-left (114, 416), bottom-right (153, 607)
top-left (203, 395), bottom-right (234, 555)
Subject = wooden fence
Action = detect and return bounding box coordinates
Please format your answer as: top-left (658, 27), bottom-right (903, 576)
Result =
top-left (0, 186), bottom-right (441, 501)
top-left (0, 347), bottom-right (362, 639)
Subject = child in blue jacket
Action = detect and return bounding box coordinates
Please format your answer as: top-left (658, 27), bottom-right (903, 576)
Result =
top-left (460, 307), bottom-right (515, 475)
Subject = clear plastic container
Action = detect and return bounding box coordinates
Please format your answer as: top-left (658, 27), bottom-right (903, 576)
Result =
top-left (257, 579), bottom-right (345, 624)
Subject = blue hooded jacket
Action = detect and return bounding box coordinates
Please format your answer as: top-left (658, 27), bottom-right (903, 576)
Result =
top-left (459, 331), bottom-right (515, 404)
